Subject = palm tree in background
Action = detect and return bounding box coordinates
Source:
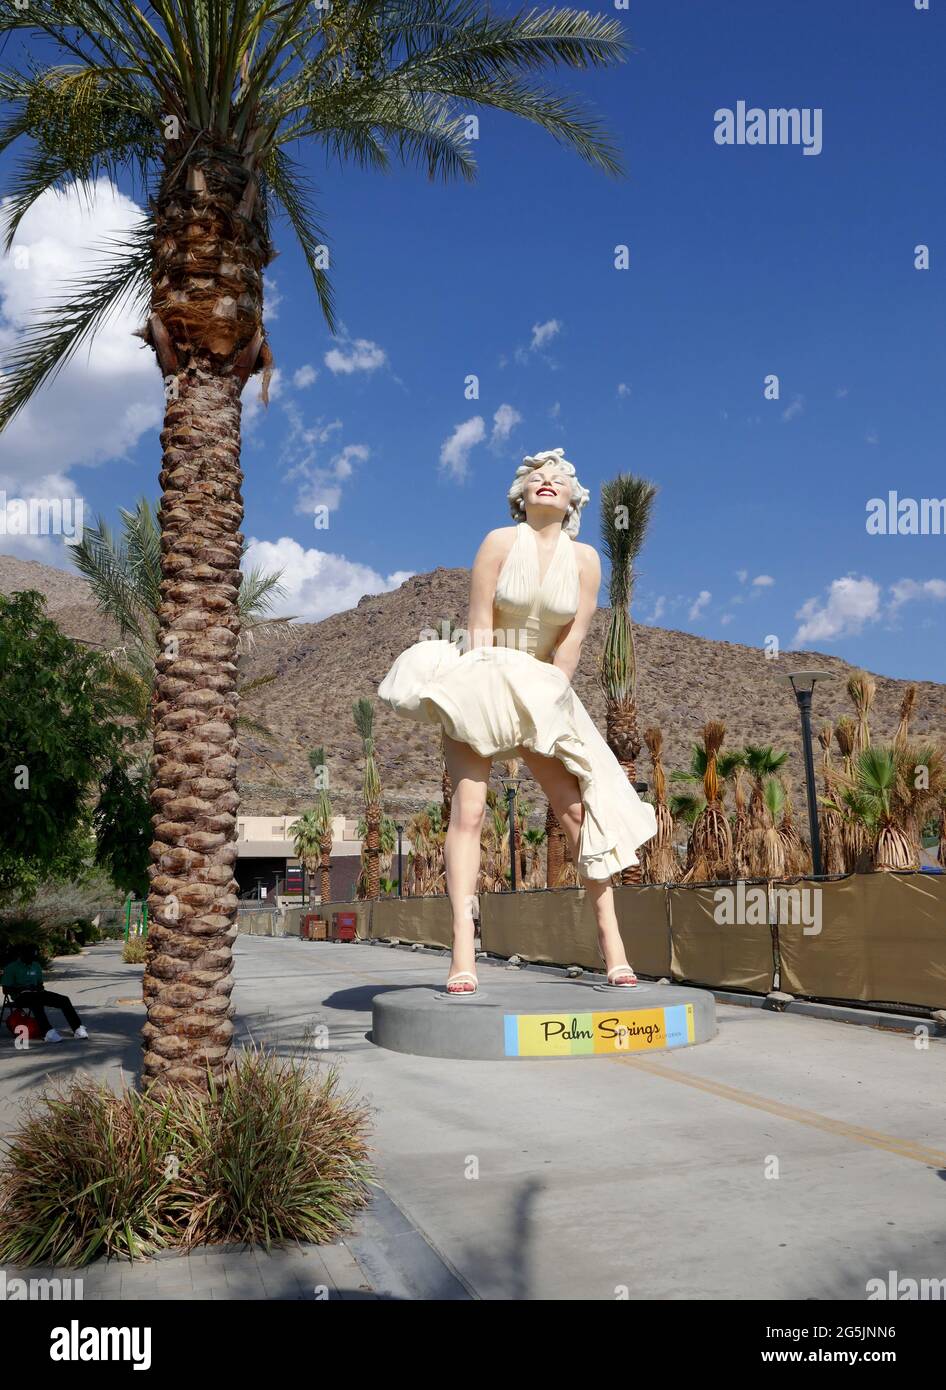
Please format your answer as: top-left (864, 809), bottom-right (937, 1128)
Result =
top-left (72, 499), bottom-right (285, 740)
top-left (307, 746), bottom-right (333, 903)
top-left (0, 0), bottom-right (628, 1088)
top-left (598, 474), bottom-right (657, 884)
top-left (353, 698), bottom-right (382, 899)
top-left (288, 808), bottom-right (322, 900)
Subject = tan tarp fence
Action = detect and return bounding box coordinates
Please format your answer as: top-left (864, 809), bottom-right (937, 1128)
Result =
top-left (266, 874), bottom-right (945, 1010)
top-left (778, 873), bottom-right (946, 1009)
top-left (669, 884), bottom-right (776, 993)
top-left (479, 885), bottom-right (671, 975)
top-left (370, 895), bottom-right (453, 949)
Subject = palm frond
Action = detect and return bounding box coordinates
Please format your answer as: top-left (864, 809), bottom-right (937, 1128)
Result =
top-left (0, 217), bottom-right (153, 430)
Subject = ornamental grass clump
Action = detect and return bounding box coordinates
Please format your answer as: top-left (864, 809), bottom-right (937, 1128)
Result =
top-left (0, 1049), bottom-right (371, 1267)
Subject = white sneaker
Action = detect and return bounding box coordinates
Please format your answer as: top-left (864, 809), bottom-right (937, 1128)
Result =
top-left (45, 1029), bottom-right (62, 1043)
top-left (74, 1026), bottom-right (88, 1039)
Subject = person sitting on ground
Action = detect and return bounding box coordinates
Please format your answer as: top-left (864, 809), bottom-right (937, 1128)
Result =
top-left (2, 943), bottom-right (88, 1043)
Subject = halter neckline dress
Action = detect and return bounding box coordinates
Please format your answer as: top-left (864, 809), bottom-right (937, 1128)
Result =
top-left (377, 523), bottom-right (657, 879)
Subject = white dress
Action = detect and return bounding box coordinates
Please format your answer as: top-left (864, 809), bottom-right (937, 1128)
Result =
top-left (377, 523), bottom-right (657, 880)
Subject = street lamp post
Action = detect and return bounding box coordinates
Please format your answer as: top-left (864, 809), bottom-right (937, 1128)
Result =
top-left (395, 822), bottom-right (404, 898)
top-left (780, 670), bottom-right (832, 877)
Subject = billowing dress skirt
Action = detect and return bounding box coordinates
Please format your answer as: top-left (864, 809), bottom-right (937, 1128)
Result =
top-left (377, 639), bottom-right (657, 881)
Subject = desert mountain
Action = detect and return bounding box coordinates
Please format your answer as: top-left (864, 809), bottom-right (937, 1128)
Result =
top-left (3, 553), bottom-right (943, 825)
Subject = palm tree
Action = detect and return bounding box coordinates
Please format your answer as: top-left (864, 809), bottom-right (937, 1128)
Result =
top-left (683, 721), bottom-right (732, 883)
top-left (307, 746), bottom-right (333, 904)
top-left (817, 725), bottom-right (845, 876)
top-left (742, 744), bottom-right (789, 826)
top-left (545, 801), bottom-right (567, 889)
top-left (288, 809), bottom-right (322, 901)
top-left (847, 671), bottom-right (876, 756)
top-left (598, 474), bottom-right (657, 884)
top-left (523, 825), bottom-right (547, 887)
top-left (0, 2), bottom-right (629, 1088)
top-left (640, 726), bottom-right (678, 884)
top-left (72, 499), bottom-right (286, 741)
top-left (353, 699), bottom-right (382, 900)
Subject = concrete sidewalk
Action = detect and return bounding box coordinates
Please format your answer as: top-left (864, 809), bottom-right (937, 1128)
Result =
top-left (2, 937), bottom-right (944, 1300)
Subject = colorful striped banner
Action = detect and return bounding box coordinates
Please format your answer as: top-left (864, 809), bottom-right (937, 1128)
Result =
top-left (503, 1003), bottom-right (695, 1057)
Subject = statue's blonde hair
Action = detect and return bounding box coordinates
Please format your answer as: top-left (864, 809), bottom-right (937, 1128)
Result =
top-left (507, 448), bottom-right (590, 538)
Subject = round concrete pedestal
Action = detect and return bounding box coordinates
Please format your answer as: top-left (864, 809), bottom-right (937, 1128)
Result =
top-left (372, 977), bottom-right (717, 1060)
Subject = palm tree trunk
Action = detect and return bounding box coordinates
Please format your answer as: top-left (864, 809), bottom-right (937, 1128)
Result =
top-left (606, 698), bottom-right (642, 885)
top-left (143, 365), bottom-right (244, 1090)
top-left (142, 144), bottom-right (269, 1091)
top-left (366, 804), bottom-right (381, 899)
top-left (319, 829), bottom-right (333, 904)
top-left (545, 802), bottom-right (566, 888)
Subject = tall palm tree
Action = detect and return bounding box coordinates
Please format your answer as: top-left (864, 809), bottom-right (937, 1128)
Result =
top-left (598, 474), bottom-right (657, 884)
top-left (742, 744), bottom-right (789, 827)
top-left (353, 699), bottom-right (382, 899)
top-left (288, 808), bottom-right (322, 900)
top-left (0, 0), bottom-right (628, 1088)
top-left (307, 746), bottom-right (333, 904)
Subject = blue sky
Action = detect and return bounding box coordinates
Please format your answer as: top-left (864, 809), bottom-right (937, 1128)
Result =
top-left (1, 0), bottom-right (945, 680)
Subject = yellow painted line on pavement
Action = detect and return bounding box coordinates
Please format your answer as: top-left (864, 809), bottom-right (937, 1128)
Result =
top-left (608, 1053), bottom-right (946, 1168)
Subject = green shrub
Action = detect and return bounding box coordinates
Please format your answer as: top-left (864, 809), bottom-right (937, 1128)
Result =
top-left (122, 935), bottom-right (147, 964)
top-left (0, 1050), bottom-right (372, 1266)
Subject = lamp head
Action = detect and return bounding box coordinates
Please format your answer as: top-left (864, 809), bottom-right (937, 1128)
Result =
top-left (779, 669), bottom-right (833, 696)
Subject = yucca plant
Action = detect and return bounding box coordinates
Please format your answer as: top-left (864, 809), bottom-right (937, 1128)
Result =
top-left (353, 699), bottom-right (382, 900)
top-left (598, 474), bottom-right (657, 884)
top-left (307, 747), bottom-right (334, 905)
top-left (0, 0), bottom-right (628, 1089)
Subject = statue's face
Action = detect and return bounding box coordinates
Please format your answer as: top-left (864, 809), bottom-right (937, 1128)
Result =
top-left (522, 464), bottom-right (571, 520)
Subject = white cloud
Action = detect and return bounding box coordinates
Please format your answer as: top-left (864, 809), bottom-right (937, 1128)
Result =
top-left (887, 578), bottom-right (946, 613)
top-left (549, 402), bottom-right (561, 420)
top-left (646, 596), bottom-right (666, 624)
top-left (530, 319), bottom-right (561, 351)
top-left (263, 273), bottom-right (283, 322)
top-left (324, 336), bottom-right (387, 375)
top-left (720, 613), bottom-right (734, 626)
top-left (491, 403), bottom-right (522, 445)
top-left (752, 574), bottom-right (775, 587)
top-left (242, 536), bottom-right (411, 623)
top-left (293, 364), bottom-right (317, 389)
top-left (793, 576), bottom-right (881, 645)
top-left (781, 395), bottom-right (804, 422)
top-left (269, 399), bottom-right (365, 515)
top-left (617, 383), bottom-right (631, 398)
top-left (736, 569), bottom-right (749, 584)
top-left (688, 590), bottom-right (711, 621)
top-left (0, 179), bottom-right (163, 508)
top-left (439, 416), bottom-right (486, 482)
top-left (241, 367), bottom-right (283, 428)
